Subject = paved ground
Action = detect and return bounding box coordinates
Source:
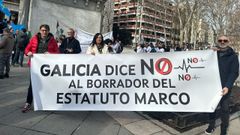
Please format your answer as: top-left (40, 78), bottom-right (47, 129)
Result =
top-left (0, 65), bottom-right (239, 135)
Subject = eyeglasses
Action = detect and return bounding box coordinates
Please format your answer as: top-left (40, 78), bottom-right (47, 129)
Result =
top-left (40, 29), bottom-right (48, 32)
top-left (218, 39), bottom-right (229, 43)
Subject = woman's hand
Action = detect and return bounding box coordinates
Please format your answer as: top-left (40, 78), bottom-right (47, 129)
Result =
top-left (27, 52), bottom-right (33, 58)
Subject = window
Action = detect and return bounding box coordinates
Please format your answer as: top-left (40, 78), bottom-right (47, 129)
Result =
top-left (4, 0), bottom-right (20, 4)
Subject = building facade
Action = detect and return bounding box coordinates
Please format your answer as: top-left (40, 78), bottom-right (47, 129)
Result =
top-left (1, 0), bottom-right (20, 24)
top-left (113, 0), bottom-right (173, 44)
top-left (18, 0), bottom-right (107, 35)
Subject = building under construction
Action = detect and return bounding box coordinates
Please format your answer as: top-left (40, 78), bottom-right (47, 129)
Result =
top-left (113, 0), bottom-right (174, 44)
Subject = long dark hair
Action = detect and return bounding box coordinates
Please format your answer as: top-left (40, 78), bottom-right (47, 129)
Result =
top-left (90, 33), bottom-right (104, 47)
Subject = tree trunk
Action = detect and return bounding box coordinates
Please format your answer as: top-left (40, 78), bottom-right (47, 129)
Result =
top-left (180, 29), bottom-right (184, 47)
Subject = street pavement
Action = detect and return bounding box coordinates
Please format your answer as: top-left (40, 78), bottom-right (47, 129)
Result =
top-left (0, 65), bottom-right (239, 135)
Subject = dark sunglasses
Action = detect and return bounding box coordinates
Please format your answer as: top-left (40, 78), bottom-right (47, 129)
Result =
top-left (218, 39), bottom-right (229, 43)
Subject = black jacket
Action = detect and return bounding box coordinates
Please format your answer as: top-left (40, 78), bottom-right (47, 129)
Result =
top-left (217, 47), bottom-right (239, 89)
top-left (59, 37), bottom-right (81, 54)
top-left (17, 32), bottom-right (29, 51)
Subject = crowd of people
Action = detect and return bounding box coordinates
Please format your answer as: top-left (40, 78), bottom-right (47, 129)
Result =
top-left (134, 41), bottom-right (196, 53)
top-left (0, 24), bottom-right (124, 80)
top-left (0, 22), bottom-right (197, 81)
top-left (0, 23), bottom-right (239, 135)
top-left (0, 26), bottom-right (31, 78)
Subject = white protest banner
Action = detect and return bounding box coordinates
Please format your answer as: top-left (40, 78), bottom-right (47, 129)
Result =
top-left (31, 50), bottom-right (222, 112)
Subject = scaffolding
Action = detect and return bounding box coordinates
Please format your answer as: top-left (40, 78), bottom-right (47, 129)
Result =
top-left (113, 0), bottom-right (173, 44)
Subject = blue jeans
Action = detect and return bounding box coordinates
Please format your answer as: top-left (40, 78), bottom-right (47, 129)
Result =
top-left (13, 49), bottom-right (24, 66)
top-left (19, 50), bottom-right (24, 66)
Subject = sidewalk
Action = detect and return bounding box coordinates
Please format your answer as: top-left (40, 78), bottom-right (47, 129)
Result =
top-left (0, 66), bottom-right (239, 135)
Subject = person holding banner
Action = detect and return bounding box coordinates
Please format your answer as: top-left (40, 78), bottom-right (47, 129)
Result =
top-left (22, 24), bottom-right (59, 113)
top-left (205, 35), bottom-right (239, 135)
top-left (86, 33), bottom-right (109, 55)
top-left (59, 28), bottom-right (81, 54)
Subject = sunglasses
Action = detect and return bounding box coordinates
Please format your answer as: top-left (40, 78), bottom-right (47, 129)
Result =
top-left (218, 39), bottom-right (229, 43)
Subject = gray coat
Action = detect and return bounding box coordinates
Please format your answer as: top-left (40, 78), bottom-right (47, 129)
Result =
top-left (0, 34), bottom-right (15, 54)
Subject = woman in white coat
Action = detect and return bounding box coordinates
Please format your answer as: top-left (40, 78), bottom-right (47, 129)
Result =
top-left (86, 33), bottom-right (109, 55)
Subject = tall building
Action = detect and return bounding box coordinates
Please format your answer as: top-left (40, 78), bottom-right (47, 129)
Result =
top-left (113, 0), bottom-right (173, 44)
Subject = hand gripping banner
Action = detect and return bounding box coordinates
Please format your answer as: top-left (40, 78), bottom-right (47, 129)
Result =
top-left (31, 50), bottom-right (222, 112)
